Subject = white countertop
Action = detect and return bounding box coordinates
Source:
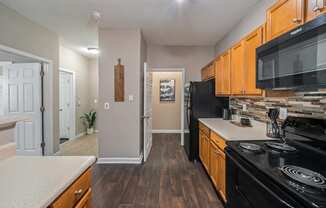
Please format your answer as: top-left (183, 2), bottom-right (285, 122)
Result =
top-left (0, 116), bottom-right (30, 130)
top-left (199, 118), bottom-right (277, 141)
top-left (0, 156), bottom-right (96, 208)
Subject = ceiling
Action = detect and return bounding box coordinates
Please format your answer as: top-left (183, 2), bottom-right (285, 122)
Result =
top-left (0, 0), bottom-right (261, 57)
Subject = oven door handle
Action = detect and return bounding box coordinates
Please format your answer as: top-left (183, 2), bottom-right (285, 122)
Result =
top-left (226, 152), bottom-right (296, 208)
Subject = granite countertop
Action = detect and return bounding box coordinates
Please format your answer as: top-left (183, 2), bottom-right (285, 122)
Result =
top-left (0, 156), bottom-right (96, 208)
top-left (198, 118), bottom-right (277, 141)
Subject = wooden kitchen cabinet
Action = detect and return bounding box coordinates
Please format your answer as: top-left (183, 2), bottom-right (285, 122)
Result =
top-left (214, 56), bottom-right (224, 95)
top-left (50, 168), bottom-right (92, 208)
top-left (230, 41), bottom-right (245, 95)
top-left (201, 62), bottom-right (215, 81)
top-left (243, 26), bottom-right (263, 96)
top-left (266, 0), bottom-right (304, 41)
top-left (306, 0), bottom-right (326, 22)
top-left (199, 123), bottom-right (210, 172)
top-left (221, 50), bottom-right (231, 95)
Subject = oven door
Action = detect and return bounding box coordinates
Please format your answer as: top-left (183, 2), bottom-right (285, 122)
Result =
top-left (225, 149), bottom-right (302, 208)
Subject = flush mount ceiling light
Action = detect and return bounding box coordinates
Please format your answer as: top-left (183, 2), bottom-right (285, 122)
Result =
top-left (176, 0), bottom-right (185, 4)
top-left (87, 47), bottom-right (100, 55)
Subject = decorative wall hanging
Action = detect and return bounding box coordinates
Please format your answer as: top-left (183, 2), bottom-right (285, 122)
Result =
top-left (160, 79), bottom-right (176, 102)
top-left (114, 58), bottom-right (124, 102)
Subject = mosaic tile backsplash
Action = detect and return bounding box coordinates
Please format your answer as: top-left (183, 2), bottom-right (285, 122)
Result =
top-left (230, 91), bottom-right (326, 122)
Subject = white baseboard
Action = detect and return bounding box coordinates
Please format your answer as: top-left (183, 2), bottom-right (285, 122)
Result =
top-left (97, 153), bottom-right (143, 164)
top-left (152, 129), bottom-right (183, 134)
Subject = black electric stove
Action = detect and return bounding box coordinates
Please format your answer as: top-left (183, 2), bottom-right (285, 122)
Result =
top-left (226, 116), bottom-right (326, 208)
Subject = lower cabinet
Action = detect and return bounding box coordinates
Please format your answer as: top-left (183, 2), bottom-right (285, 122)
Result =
top-left (50, 168), bottom-right (92, 208)
top-left (199, 122), bottom-right (227, 203)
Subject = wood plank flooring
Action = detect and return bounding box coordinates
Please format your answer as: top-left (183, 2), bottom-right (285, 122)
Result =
top-left (91, 133), bottom-right (224, 208)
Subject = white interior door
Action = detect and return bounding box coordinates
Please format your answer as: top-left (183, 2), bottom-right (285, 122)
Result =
top-left (143, 63), bottom-right (153, 162)
top-left (3, 63), bottom-right (42, 155)
top-left (59, 71), bottom-right (74, 139)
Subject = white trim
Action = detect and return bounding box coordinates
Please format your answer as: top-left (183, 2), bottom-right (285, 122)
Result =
top-left (0, 44), bottom-right (54, 156)
top-left (97, 154), bottom-right (143, 164)
top-left (59, 68), bottom-right (76, 139)
top-left (151, 68), bottom-right (185, 146)
top-left (152, 129), bottom-right (183, 134)
top-left (184, 129), bottom-right (190, 133)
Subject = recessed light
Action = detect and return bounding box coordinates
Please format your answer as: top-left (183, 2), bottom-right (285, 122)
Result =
top-left (176, 0), bottom-right (184, 3)
top-left (87, 47), bottom-right (99, 55)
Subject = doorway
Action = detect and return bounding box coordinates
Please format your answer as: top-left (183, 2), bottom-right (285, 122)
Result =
top-left (151, 68), bottom-right (185, 146)
top-left (59, 69), bottom-right (76, 143)
top-left (0, 44), bottom-right (54, 156)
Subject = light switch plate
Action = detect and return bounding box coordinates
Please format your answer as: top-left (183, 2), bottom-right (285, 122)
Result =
top-left (104, 102), bottom-right (110, 110)
top-left (128, 95), bottom-right (134, 102)
top-left (242, 104), bottom-right (247, 112)
top-left (279, 107), bottom-right (288, 119)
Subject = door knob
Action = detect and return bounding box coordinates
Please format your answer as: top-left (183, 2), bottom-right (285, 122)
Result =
top-left (142, 115), bottom-right (150, 119)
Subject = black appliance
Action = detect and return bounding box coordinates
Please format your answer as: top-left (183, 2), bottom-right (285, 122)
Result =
top-left (226, 116), bottom-right (326, 208)
top-left (184, 79), bottom-right (229, 161)
top-left (256, 13), bottom-right (326, 90)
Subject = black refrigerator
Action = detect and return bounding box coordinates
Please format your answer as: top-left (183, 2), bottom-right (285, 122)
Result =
top-left (184, 79), bottom-right (229, 161)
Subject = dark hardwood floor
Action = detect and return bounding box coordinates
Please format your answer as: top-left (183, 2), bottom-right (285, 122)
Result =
top-left (91, 133), bottom-right (224, 208)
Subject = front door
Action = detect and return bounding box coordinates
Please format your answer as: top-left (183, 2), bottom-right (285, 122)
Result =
top-left (143, 63), bottom-right (153, 162)
top-left (3, 63), bottom-right (42, 155)
top-left (59, 70), bottom-right (74, 139)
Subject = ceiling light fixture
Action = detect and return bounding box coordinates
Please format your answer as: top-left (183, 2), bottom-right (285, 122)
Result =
top-left (87, 47), bottom-right (100, 55)
top-left (176, 0), bottom-right (184, 4)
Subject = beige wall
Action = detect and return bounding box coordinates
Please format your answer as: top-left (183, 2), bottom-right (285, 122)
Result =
top-left (88, 58), bottom-right (99, 110)
top-left (147, 45), bottom-right (215, 82)
top-left (98, 29), bottom-right (143, 158)
top-left (215, 0), bottom-right (276, 54)
top-left (59, 46), bottom-right (98, 135)
top-left (0, 3), bottom-right (60, 154)
top-left (152, 72), bottom-right (182, 130)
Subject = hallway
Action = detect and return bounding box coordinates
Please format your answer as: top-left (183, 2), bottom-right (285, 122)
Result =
top-left (91, 133), bottom-right (224, 208)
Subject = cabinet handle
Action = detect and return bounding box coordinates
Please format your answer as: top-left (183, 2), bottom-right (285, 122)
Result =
top-left (292, 18), bottom-right (301, 23)
top-left (74, 189), bottom-right (83, 197)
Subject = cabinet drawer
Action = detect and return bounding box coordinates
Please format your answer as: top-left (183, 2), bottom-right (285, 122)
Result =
top-left (210, 131), bottom-right (226, 150)
top-left (199, 122), bottom-right (210, 136)
top-left (75, 188), bottom-right (92, 208)
top-left (51, 168), bottom-right (92, 208)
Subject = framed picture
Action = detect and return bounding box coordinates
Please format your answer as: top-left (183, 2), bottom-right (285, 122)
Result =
top-left (160, 79), bottom-right (176, 102)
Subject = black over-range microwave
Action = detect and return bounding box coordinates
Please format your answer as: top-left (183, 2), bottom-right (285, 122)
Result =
top-left (256, 13), bottom-right (326, 90)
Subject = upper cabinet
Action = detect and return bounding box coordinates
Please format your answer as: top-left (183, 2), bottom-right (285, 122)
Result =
top-left (201, 62), bottom-right (215, 81)
top-left (266, 0), bottom-right (304, 41)
top-left (230, 41), bottom-right (245, 95)
top-left (215, 57), bottom-right (223, 95)
top-left (243, 26), bottom-right (263, 96)
top-left (306, 0), bottom-right (326, 22)
top-left (215, 50), bottom-right (231, 96)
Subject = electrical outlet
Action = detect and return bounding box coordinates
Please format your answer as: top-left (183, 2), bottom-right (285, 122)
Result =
top-left (242, 104), bottom-right (247, 112)
top-left (128, 95), bottom-right (134, 103)
top-left (104, 102), bottom-right (110, 110)
top-left (279, 107), bottom-right (288, 120)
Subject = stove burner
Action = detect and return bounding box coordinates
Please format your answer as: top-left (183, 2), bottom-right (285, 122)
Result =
top-left (239, 143), bottom-right (262, 152)
top-left (265, 142), bottom-right (297, 152)
top-left (281, 165), bottom-right (326, 189)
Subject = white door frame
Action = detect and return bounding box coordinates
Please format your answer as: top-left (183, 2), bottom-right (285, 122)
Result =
top-left (0, 44), bottom-right (54, 155)
top-left (59, 68), bottom-right (76, 139)
top-left (151, 68), bottom-right (185, 146)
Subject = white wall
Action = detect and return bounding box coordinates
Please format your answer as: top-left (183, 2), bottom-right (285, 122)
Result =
top-left (0, 3), bottom-right (60, 153)
top-left (215, 0), bottom-right (277, 55)
top-left (98, 29), bottom-right (143, 159)
top-left (59, 46), bottom-right (97, 135)
top-left (88, 58), bottom-right (99, 110)
top-left (147, 45), bottom-right (215, 82)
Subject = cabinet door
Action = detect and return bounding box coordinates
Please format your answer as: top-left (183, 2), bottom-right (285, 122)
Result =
top-left (215, 57), bottom-right (223, 95)
top-left (230, 41), bottom-right (245, 95)
top-left (243, 27), bottom-right (263, 96)
top-left (221, 50), bottom-right (231, 95)
top-left (217, 148), bottom-right (226, 203)
top-left (209, 142), bottom-right (219, 188)
top-left (306, 0), bottom-right (326, 22)
top-left (267, 0), bottom-right (304, 41)
top-left (203, 135), bottom-right (210, 172)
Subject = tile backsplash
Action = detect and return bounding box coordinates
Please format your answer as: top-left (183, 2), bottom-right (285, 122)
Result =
top-left (230, 91), bottom-right (326, 122)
